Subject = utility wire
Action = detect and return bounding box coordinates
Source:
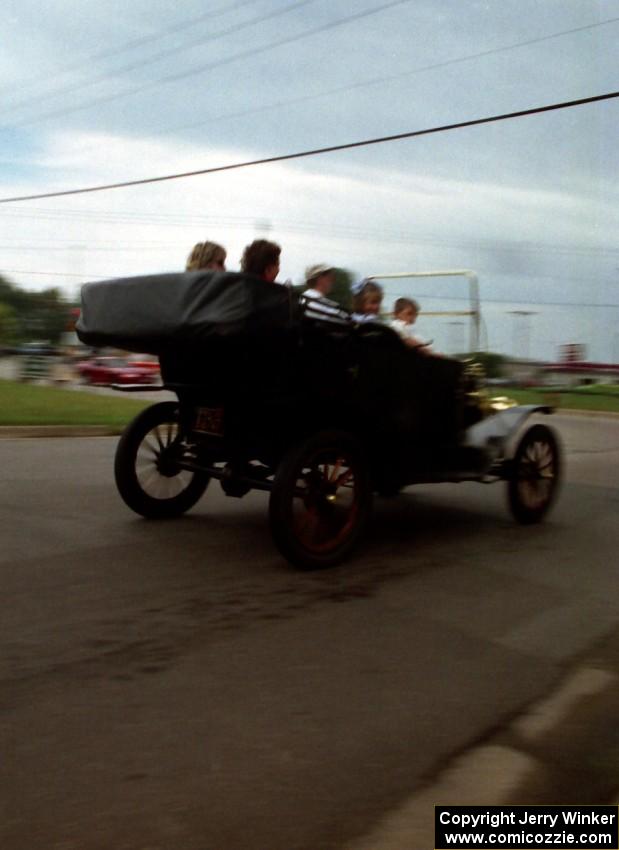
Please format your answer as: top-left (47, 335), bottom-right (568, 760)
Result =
top-left (2, 269), bottom-right (109, 278)
top-left (1, 91), bottom-right (617, 205)
top-left (6, 0), bottom-right (414, 128)
top-left (1, 220), bottom-right (618, 262)
top-left (4, 0), bottom-right (318, 116)
top-left (0, 0), bottom-right (263, 101)
top-left (3, 207), bottom-right (619, 262)
top-left (146, 15), bottom-right (619, 138)
top-left (372, 291), bottom-right (619, 310)
top-left (5, 268), bottom-right (619, 307)
top-left (6, 11), bottom-right (617, 133)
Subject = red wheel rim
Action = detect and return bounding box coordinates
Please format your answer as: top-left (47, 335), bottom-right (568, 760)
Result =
top-left (290, 451), bottom-right (361, 554)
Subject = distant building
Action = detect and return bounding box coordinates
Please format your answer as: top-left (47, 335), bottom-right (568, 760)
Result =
top-left (538, 342), bottom-right (619, 385)
top-left (541, 361), bottom-right (619, 387)
top-left (502, 353), bottom-right (619, 387)
top-left (502, 358), bottom-right (546, 386)
top-left (559, 343), bottom-right (587, 363)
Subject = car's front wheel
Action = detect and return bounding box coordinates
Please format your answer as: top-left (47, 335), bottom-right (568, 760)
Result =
top-left (507, 423), bottom-right (561, 524)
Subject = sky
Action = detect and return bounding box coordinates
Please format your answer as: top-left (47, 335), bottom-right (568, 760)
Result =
top-left (1, 0), bottom-right (618, 360)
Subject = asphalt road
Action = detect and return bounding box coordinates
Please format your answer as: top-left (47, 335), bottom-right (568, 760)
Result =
top-left (1, 414), bottom-right (618, 850)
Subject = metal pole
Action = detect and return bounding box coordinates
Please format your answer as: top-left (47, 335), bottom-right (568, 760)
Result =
top-left (508, 310), bottom-right (537, 359)
top-left (368, 269), bottom-right (481, 351)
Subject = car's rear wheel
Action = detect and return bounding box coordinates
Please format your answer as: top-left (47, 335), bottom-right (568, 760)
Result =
top-left (507, 423), bottom-right (560, 524)
top-left (114, 401), bottom-right (209, 518)
top-left (269, 431), bottom-right (372, 569)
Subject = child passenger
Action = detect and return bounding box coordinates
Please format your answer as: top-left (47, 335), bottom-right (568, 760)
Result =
top-left (351, 279), bottom-right (384, 323)
top-left (389, 297), bottom-right (432, 353)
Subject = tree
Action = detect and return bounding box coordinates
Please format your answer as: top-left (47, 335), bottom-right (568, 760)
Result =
top-left (0, 275), bottom-right (70, 344)
top-left (468, 351), bottom-right (508, 378)
top-left (329, 268), bottom-right (354, 311)
top-left (0, 302), bottom-right (18, 346)
top-left (27, 288), bottom-right (68, 343)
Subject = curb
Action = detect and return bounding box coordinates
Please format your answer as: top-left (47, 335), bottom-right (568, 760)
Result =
top-left (2, 408), bottom-right (617, 438)
top-left (0, 425), bottom-right (121, 438)
top-left (552, 408), bottom-right (619, 420)
top-left (346, 638), bottom-right (619, 850)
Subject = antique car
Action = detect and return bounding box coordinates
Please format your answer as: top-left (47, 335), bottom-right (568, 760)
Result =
top-left (77, 270), bottom-right (561, 570)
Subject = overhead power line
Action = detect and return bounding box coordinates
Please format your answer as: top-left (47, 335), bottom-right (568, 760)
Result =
top-left (149, 15), bottom-right (619, 139)
top-left (375, 291), bottom-right (619, 310)
top-left (7, 0), bottom-right (414, 128)
top-left (1, 217), bottom-right (618, 268)
top-left (0, 0), bottom-right (263, 101)
top-left (3, 206), bottom-right (619, 258)
top-left (5, 0), bottom-right (318, 116)
top-left (6, 11), bottom-right (618, 132)
top-left (1, 90), bottom-right (617, 205)
top-left (5, 268), bottom-right (619, 308)
top-left (2, 269), bottom-right (108, 279)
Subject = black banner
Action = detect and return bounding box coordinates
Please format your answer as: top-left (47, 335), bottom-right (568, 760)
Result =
top-left (435, 806), bottom-right (618, 849)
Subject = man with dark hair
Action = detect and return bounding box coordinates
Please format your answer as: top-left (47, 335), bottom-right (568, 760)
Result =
top-left (240, 239), bottom-right (281, 282)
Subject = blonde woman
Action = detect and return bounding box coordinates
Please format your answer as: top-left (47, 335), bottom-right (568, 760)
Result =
top-left (185, 241), bottom-right (226, 272)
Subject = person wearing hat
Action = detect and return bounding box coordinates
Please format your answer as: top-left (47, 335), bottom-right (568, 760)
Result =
top-left (300, 264), bottom-right (349, 325)
top-left (303, 264), bottom-right (335, 300)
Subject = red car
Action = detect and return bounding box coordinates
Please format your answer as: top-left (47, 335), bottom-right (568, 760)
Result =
top-left (77, 357), bottom-right (157, 385)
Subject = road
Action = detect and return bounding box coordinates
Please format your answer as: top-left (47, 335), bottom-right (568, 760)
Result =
top-left (1, 414), bottom-right (618, 850)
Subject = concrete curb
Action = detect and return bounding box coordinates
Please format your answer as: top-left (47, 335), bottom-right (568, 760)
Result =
top-left (1, 407), bottom-right (617, 438)
top-left (553, 408), bottom-right (619, 420)
top-left (346, 650), bottom-right (619, 849)
top-left (0, 425), bottom-right (121, 438)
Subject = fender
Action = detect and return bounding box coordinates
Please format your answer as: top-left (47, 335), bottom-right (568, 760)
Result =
top-left (464, 404), bottom-right (554, 461)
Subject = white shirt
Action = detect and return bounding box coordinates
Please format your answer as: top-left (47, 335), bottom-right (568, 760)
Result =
top-left (390, 318), bottom-right (428, 347)
top-left (302, 287), bottom-right (326, 301)
top-left (300, 289), bottom-right (350, 326)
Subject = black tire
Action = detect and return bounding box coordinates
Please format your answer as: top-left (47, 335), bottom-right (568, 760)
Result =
top-left (269, 430), bottom-right (372, 569)
top-left (508, 423), bottom-right (561, 524)
top-left (114, 401), bottom-right (209, 519)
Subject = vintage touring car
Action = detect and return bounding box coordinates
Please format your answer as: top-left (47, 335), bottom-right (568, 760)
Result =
top-left (77, 270), bottom-right (561, 569)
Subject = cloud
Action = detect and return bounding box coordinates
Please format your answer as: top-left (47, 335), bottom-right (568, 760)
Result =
top-left (3, 127), bottom-right (617, 290)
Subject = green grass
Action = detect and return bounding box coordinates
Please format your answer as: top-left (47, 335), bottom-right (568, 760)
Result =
top-left (1, 379), bottom-right (618, 429)
top-left (568, 383), bottom-right (619, 396)
top-left (499, 386), bottom-right (619, 413)
top-left (0, 380), bottom-right (151, 427)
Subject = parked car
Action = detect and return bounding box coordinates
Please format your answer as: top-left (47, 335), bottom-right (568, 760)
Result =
top-left (126, 357), bottom-right (161, 375)
top-left (76, 356), bottom-right (156, 385)
top-left (15, 341), bottom-right (57, 356)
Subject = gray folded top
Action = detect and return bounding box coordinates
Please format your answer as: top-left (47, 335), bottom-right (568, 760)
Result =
top-left (76, 271), bottom-right (299, 354)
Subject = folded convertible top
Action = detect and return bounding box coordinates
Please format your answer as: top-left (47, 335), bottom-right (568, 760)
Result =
top-left (76, 271), bottom-right (299, 354)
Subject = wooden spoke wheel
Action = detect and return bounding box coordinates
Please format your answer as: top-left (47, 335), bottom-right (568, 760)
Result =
top-left (508, 423), bottom-right (561, 524)
top-left (114, 401), bottom-right (209, 519)
top-left (269, 431), bottom-right (372, 569)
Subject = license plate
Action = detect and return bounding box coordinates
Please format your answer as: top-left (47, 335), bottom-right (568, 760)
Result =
top-left (194, 406), bottom-right (224, 436)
